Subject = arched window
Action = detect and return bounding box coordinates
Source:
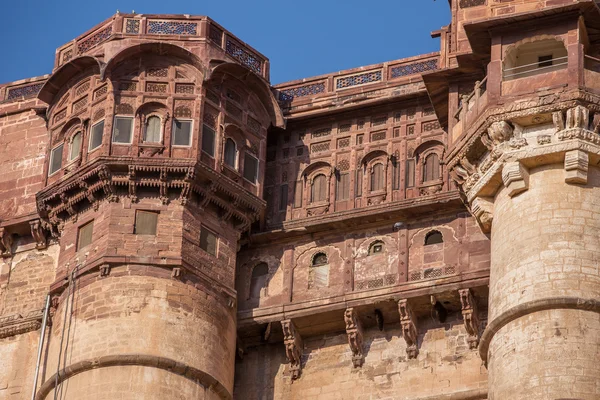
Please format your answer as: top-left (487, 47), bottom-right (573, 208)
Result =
top-left (370, 163), bottom-right (385, 191)
top-left (423, 153), bottom-right (440, 182)
top-left (224, 138), bottom-right (237, 168)
top-left (249, 263), bottom-right (269, 299)
top-left (309, 252), bottom-right (329, 289)
top-left (425, 230), bottom-right (443, 245)
top-left (311, 174), bottom-right (327, 203)
top-left (144, 116), bottom-right (161, 143)
top-left (369, 240), bottom-right (384, 255)
top-left (69, 131), bottom-right (82, 161)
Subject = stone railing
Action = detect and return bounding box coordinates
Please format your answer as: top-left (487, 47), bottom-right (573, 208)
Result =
top-left (451, 77), bottom-right (488, 142)
top-left (275, 54), bottom-right (439, 105)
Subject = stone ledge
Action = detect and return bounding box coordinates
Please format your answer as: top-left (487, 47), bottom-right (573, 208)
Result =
top-left (0, 310), bottom-right (44, 340)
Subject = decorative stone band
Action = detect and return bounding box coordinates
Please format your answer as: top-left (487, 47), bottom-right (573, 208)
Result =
top-left (0, 310), bottom-right (44, 339)
top-left (34, 354), bottom-right (232, 400)
top-left (478, 297), bottom-right (600, 364)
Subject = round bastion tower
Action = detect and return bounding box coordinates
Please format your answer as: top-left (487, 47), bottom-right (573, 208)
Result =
top-left (31, 15), bottom-right (283, 400)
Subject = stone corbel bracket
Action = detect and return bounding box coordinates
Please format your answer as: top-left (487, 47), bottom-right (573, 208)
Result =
top-left (0, 227), bottom-right (13, 258)
top-left (501, 161), bottom-right (529, 197)
top-left (398, 299), bottom-right (418, 359)
top-left (470, 197), bottom-right (494, 233)
top-left (344, 307), bottom-right (364, 368)
top-left (459, 288), bottom-right (480, 350)
top-left (29, 219), bottom-right (48, 250)
top-left (564, 149), bottom-right (588, 184)
top-left (281, 319), bottom-right (303, 380)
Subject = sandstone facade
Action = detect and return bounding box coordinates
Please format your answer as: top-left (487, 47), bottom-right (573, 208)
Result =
top-left (1, 1), bottom-right (599, 399)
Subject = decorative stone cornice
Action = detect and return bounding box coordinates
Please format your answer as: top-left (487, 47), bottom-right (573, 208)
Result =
top-left (0, 310), bottom-right (44, 339)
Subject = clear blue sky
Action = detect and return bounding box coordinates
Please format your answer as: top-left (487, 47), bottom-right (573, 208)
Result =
top-left (0, 0), bottom-right (450, 85)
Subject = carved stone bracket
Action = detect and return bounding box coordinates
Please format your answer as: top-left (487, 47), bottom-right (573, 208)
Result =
top-left (470, 197), bottom-right (493, 233)
top-left (29, 219), bottom-right (48, 250)
top-left (99, 264), bottom-right (110, 277)
top-left (459, 288), bottom-right (480, 350)
top-left (501, 162), bottom-right (529, 197)
top-left (398, 299), bottom-right (418, 359)
top-left (344, 308), bottom-right (364, 368)
top-left (0, 227), bottom-right (13, 258)
top-left (564, 149), bottom-right (589, 185)
top-left (565, 105), bottom-right (589, 129)
top-left (281, 319), bottom-right (303, 380)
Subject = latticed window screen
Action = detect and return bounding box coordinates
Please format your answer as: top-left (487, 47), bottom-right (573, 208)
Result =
top-left (336, 173), bottom-right (350, 200)
top-left (309, 253), bottom-right (329, 289)
top-left (224, 138), bottom-right (237, 168)
top-left (294, 180), bottom-right (303, 208)
top-left (200, 227), bottom-right (217, 256)
top-left (113, 117), bottom-right (133, 143)
top-left (311, 174), bottom-right (327, 203)
top-left (406, 159), bottom-right (416, 188)
top-left (89, 121), bottom-right (104, 151)
top-left (279, 184), bottom-right (288, 211)
top-left (69, 132), bottom-right (82, 161)
top-left (49, 144), bottom-right (64, 175)
top-left (423, 153), bottom-right (440, 182)
top-left (135, 210), bottom-right (158, 235)
top-left (370, 163), bottom-right (385, 191)
top-left (356, 168), bottom-right (363, 197)
top-left (249, 263), bottom-right (269, 299)
top-left (202, 124), bottom-right (215, 156)
top-left (77, 220), bottom-right (94, 251)
top-left (243, 154), bottom-right (259, 183)
top-left (144, 116), bottom-right (161, 143)
top-left (172, 119), bottom-right (192, 146)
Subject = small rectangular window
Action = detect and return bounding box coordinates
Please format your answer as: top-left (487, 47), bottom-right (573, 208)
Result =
top-left (293, 180), bottom-right (303, 208)
top-left (243, 153), bottom-right (259, 184)
top-left (134, 210), bottom-right (158, 235)
top-left (336, 173), bottom-right (350, 200)
top-left (279, 184), bottom-right (288, 211)
top-left (77, 220), bottom-right (94, 251)
top-left (49, 144), bottom-right (64, 175)
top-left (406, 159), bottom-right (416, 188)
top-left (199, 227), bottom-right (217, 256)
top-left (112, 117), bottom-right (133, 144)
top-left (89, 120), bottom-right (104, 151)
top-left (538, 55), bottom-right (553, 68)
top-left (69, 132), bottom-right (82, 161)
top-left (201, 124), bottom-right (215, 156)
top-left (355, 168), bottom-right (363, 197)
top-left (173, 119), bottom-right (192, 146)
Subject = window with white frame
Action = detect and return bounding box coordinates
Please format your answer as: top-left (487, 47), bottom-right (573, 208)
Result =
top-left (112, 116), bottom-right (134, 144)
top-left (49, 144), bottom-right (64, 175)
top-left (89, 120), bottom-right (104, 151)
top-left (143, 116), bottom-right (162, 143)
top-left (172, 119), bottom-right (193, 146)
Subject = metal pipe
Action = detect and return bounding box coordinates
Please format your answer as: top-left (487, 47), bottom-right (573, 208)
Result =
top-left (31, 294), bottom-right (51, 400)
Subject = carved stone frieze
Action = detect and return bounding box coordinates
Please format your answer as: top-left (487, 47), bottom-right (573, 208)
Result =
top-left (281, 319), bottom-right (303, 380)
top-left (459, 288), bottom-right (480, 350)
top-left (344, 308), bottom-right (364, 368)
top-left (565, 105), bottom-right (589, 130)
top-left (398, 299), bottom-right (418, 359)
top-left (564, 149), bottom-right (589, 184)
top-left (501, 162), bottom-right (529, 197)
top-left (0, 310), bottom-right (44, 339)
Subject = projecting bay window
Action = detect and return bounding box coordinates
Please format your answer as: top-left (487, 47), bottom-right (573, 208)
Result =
top-left (201, 124), bottom-right (215, 156)
top-left (49, 144), bottom-right (64, 176)
top-left (89, 120), bottom-right (104, 151)
top-left (112, 116), bottom-right (134, 144)
top-left (172, 119), bottom-right (192, 147)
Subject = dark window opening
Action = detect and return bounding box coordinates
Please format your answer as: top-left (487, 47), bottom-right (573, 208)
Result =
top-left (77, 220), bottom-right (94, 251)
top-left (200, 227), bottom-right (217, 256)
top-left (538, 55), bottom-right (553, 68)
top-left (201, 124), bottom-right (215, 156)
top-left (425, 230), bottom-right (443, 245)
top-left (249, 262), bottom-right (269, 299)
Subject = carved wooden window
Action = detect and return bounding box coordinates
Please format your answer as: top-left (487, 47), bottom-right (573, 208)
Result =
top-left (77, 220), bottom-right (94, 251)
top-left (293, 180), bottom-right (303, 208)
top-left (49, 144), bottom-right (64, 176)
top-left (69, 132), bottom-right (82, 161)
top-left (243, 153), bottom-right (259, 184)
top-left (406, 159), bottom-right (415, 188)
top-left (370, 163), bottom-right (385, 191)
top-left (200, 226), bottom-right (217, 256)
top-left (112, 116), bottom-right (134, 144)
top-left (336, 173), bottom-right (350, 200)
top-left (279, 184), bottom-right (288, 211)
top-left (249, 263), bottom-right (269, 299)
top-left (134, 210), bottom-right (158, 235)
top-left (202, 124), bottom-right (216, 156)
top-left (144, 116), bottom-right (162, 143)
top-left (425, 230), bottom-right (443, 245)
top-left (423, 153), bottom-right (440, 182)
top-left (89, 120), bottom-right (104, 151)
top-left (309, 253), bottom-right (329, 289)
top-left (173, 119), bottom-right (192, 147)
top-left (224, 138), bottom-right (237, 168)
top-left (369, 240), bottom-right (384, 255)
top-left (311, 174), bottom-right (327, 203)
top-left (355, 168), bottom-right (363, 197)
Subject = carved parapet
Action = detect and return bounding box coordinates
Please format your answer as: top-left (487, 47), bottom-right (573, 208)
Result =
top-left (564, 149), bottom-right (589, 185)
top-left (459, 289), bottom-right (480, 350)
top-left (398, 299), bottom-right (418, 359)
top-left (0, 228), bottom-right (13, 258)
top-left (281, 319), bottom-right (303, 380)
top-left (470, 197), bottom-right (493, 233)
top-left (344, 308), bottom-right (364, 368)
top-left (501, 162), bottom-right (529, 197)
